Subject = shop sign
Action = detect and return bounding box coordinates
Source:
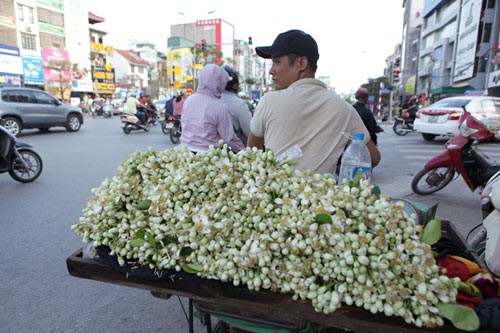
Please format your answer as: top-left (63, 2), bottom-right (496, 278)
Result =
top-left (488, 69), bottom-right (500, 88)
top-left (0, 44), bottom-right (23, 75)
top-left (22, 55), bottom-right (44, 84)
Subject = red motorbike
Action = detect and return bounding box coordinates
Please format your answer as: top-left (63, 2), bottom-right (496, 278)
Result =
top-left (411, 108), bottom-right (500, 195)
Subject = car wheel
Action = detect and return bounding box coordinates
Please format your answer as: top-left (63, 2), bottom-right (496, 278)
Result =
top-left (422, 133), bottom-right (437, 141)
top-left (66, 114), bottom-right (82, 132)
top-left (3, 117), bottom-right (22, 136)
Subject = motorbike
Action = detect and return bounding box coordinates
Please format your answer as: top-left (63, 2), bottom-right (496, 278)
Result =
top-left (467, 170), bottom-right (500, 277)
top-left (161, 114), bottom-right (175, 135)
top-left (392, 109), bottom-right (416, 136)
top-left (411, 108), bottom-right (500, 195)
top-left (0, 119), bottom-right (43, 182)
top-left (169, 115), bottom-right (182, 144)
top-left (120, 112), bottom-right (152, 134)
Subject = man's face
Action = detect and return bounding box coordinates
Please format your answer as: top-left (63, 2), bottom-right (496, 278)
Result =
top-left (269, 54), bottom-right (302, 90)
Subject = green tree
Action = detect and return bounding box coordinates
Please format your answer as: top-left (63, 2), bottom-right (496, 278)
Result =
top-left (45, 60), bottom-right (72, 102)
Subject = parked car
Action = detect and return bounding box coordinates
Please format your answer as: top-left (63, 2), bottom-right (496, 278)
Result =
top-left (111, 98), bottom-right (125, 115)
top-left (0, 87), bottom-right (84, 136)
top-left (154, 98), bottom-right (168, 117)
top-left (414, 95), bottom-right (500, 141)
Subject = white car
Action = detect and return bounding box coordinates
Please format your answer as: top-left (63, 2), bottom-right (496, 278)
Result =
top-left (414, 96), bottom-right (500, 141)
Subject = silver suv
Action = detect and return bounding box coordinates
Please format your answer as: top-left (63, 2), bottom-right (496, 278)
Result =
top-left (0, 87), bottom-right (84, 136)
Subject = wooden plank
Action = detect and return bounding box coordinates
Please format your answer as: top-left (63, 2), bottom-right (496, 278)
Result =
top-left (66, 221), bottom-right (494, 332)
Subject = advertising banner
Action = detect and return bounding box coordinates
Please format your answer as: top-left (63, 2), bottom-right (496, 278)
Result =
top-left (23, 55), bottom-right (44, 84)
top-left (91, 67), bottom-right (115, 95)
top-left (453, 0), bottom-right (482, 82)
top-left (42, 48), bottom-right (70, 82)
top-left (0, 44), bottom-right (23, 73)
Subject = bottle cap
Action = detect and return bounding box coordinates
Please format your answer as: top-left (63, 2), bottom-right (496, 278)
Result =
top-left (353, 132), bottom-right (364, 141)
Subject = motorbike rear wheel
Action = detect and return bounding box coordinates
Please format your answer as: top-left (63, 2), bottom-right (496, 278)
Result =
top-left (123, 126), bottom-right (131, 134)
top-left (8, 148), bottom-right (43, 183)
top-left (161, 121), bottom-right (170, 135)
top-left (411, 166), bottom-right (455, 195)
top-left (169, 124), bottom-right (181, 144)
top-left (393, 120), bottom-right (409, 136)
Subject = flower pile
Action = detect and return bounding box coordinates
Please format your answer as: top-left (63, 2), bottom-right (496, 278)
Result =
top-left (72, 143), bottom-right (459, 328)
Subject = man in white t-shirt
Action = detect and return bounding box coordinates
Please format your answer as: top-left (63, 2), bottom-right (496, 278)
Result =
top-left (248, 29), bottom-right (381, 175)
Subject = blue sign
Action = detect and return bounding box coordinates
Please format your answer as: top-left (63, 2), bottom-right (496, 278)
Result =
top-left (0, 43), bottom-right (20, 57)
top-left (22, 55), bottom-right (44, 84)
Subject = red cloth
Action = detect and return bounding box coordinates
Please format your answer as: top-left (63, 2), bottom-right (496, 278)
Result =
top-left (437, 257), bottom-right (473, 281)
top-left (469, 272), bottom-right (500, 299)
top-left (456, 290), bottom-right (483, 309)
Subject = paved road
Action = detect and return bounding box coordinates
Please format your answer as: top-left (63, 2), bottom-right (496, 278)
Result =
top-left (0, 117), bottom-right (495, 332)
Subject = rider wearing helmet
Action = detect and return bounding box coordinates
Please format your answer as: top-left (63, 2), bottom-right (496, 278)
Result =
top-left (220, 66), bottom-right (252, 146)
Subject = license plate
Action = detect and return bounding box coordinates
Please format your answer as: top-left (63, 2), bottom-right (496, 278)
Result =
top-left (165, 123), bottom-right (174, 129)
top-left (428, 115), bottom-right (438, 123)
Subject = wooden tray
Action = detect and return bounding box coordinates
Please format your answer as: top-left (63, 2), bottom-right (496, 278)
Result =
top-left (66, 220), bottom-right (491, 333)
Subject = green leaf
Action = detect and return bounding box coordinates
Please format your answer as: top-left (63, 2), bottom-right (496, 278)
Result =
top-left (136, 228), bottom-right (146, 239)
top-left (421, 218), bottom-right (441, 245)
top-left (180, 247), bottom-right (193, 257)
top-left (135, 199), bottom-right (152, 210)
top-left (146, 233), bottom-right (156, 249)
top-left (129, 239), bottom-right (146, 247)
top-left (315, 213), bottom-right (332, 225)
top-left (352, 169), bottom-right (363, 186)
top-left (281, 160), bottom-right (298, 166)
top-left (371, 185), bottom-right (381, 198)
top-left (165, 235), bottom-right (178, 244)
top-left (437, 303), bottom-right (480, 331)
top-left (182, 263), bottom-right (203, 274)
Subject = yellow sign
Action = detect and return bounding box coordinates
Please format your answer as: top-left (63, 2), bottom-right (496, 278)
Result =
top-left (405, 75), bottom-right (416, 95)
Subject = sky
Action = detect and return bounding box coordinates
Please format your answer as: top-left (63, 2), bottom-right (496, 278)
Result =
top-left (86, 0), bottom-right (404, 95)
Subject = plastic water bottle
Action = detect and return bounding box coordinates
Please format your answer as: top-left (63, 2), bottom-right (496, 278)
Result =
top-left (338, 132), bottom-right (372, 182)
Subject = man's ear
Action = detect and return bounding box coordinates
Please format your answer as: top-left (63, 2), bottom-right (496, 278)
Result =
top-left (297, 56), bottom-right (309, 71)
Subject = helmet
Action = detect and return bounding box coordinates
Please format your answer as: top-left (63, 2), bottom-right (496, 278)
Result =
top-left (138, 92), bottom-right (145, 98)
top-left (223, 66), bottom-right (239, 91)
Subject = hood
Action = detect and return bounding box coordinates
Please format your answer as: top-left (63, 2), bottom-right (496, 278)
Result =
top-left (197, 64), bottom-right (230, 98)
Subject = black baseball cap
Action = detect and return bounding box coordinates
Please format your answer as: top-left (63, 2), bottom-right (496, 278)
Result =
top-left (255, 30), bottom-right (319, 65)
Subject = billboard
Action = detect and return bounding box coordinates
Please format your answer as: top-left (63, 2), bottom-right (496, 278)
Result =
top-left (0, 44), bottom-right (23, 86)
top-left (453, 0), bottom-right (482, 82)
top-left (23, 55), bottom-right (44, 85)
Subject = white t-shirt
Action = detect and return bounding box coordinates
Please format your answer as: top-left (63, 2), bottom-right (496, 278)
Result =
top-left (250, 78), bottom-right (369, 174)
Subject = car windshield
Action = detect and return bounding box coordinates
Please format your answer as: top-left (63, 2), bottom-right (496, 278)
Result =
top-left (431, 99), bottom-right (470, 108)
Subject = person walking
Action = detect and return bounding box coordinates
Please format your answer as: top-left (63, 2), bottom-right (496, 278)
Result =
top-left (180, 64), bottom-right (245, 153)
top-left (247, 29), bottom-right (380, 175)
top-left (220, 66), bottom-right (252, 147)
top-left (353, 87), bottom-right (383, 146)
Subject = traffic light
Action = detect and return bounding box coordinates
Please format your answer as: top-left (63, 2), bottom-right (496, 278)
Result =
top-left (248, 36), bottom-right (253, 45)
top-left (201, 39), bottom-right (206, 51)
top-left (393, 69), bottom-right (400, 83)
top-left (171, 66), bottom-right (176, 83)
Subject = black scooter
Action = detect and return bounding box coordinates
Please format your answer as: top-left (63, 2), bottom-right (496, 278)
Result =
top-left (0, 119), bottom-right (43, 182)
top-left (392, 110), bottom-right (416, 136)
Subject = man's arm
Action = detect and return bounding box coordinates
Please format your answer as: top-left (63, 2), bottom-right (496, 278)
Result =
top-left (366, 140), bottom-right (381, 167)
top-left (247, 131), bottom-right (264, 149)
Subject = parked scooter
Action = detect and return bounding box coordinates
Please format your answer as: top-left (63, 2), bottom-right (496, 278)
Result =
top-left (467, 170), bottom-right (500, 277)
top-left (411, 108), bottom-right (500, 195)
top-left (392, 109), bottom-right (416, 136)
top-left (120, 111), bottom-right (151, 134)
top-left (0, 119), bottom-right (43, 182)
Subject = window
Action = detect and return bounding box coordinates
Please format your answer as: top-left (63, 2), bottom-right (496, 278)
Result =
top-left (39, 32), bottom-right (65, 49)
top-left (33, 91), bottom-right (56, 105)
top-left (18, 4), bottom-right (23, 21)
top-left (37, 7), bottom-right (64, 27)
top-left (0, 0), bottom-right (15, 17)
top-left (482, 23), bottom-right (492, 43)
top-left (21, 32), bottom-right (37, 51)
top-left (4, 90), bottom-right (35, 103)
top-left (138, 67), bottom-right (144, 74)
top-left (28, 7), bottom-right (33, 23)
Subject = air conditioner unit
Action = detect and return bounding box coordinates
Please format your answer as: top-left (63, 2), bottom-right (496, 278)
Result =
top-left (26, 26), bottom-right (31, 32)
